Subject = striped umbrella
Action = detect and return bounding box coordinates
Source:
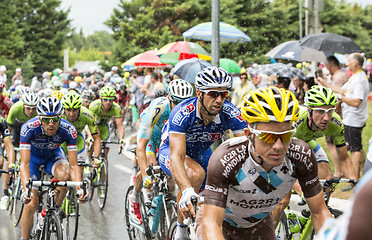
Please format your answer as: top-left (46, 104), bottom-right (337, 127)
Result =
top-left (122, 50), bottom-right (171, 68)
top-left (173, 58), bottom-right (212, 84)
top-left (183, 22), bottom-right (251, 43)
top-left (157, 41), bottom-right (211, 65)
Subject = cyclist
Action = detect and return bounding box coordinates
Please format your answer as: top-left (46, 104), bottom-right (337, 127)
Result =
top-left (89, 86), bottom-right (125, 158)
top-left (0, 80), bottom-right (12, 118)
top-left (89, 84), bottom-right (100, 100)
top-left (20, 96), bottom-right (87, 240)
top-left (202, 87), bottom-right (332, 239)
top-left (129, 79), bottom-right (193, 224)
top-left (0, 116), bottom-right (15, 210)
top-left (117, 83), bottom-right (130, 118)
top-left (61, 92), bottom-right (101, 165)
top-left (81, 89), bottom-right (95, 108)
top-left (0, 91), bottom-right (39, 210)
top-left (159, 67), bottom-right (247, 240)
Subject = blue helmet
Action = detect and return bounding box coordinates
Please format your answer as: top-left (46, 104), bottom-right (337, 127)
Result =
top-left (195, 67), bottom-right (231, 90)
top-left (36, 96), bottom-right (63, 116)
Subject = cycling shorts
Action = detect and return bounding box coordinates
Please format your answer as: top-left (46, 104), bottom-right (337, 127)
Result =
top-left (158, 144), bottom-right (212, 190)
top-left (29, 147), bottom-right (67, 181)
top-left (97, 124), bottom-right (110, 141)
top-left (313, 142), bottom-right (329, 163)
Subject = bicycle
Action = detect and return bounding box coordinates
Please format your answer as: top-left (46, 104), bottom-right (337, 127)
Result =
top-left (61, 187), bottom-right (80, 240)
top-left (86, 140), bottom-right (122, 210)
top-left (275, 178), bottom-right (357, 240)
top-left (7, 147), bottom-right (24, 226)
top-left (26, 178), bottom-right (86, 240)
top-left (124, 163), bottom-right (177, 240)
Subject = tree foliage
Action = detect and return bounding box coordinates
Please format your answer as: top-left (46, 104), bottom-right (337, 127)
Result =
top-left (105, 0), bottom-right (372, 67)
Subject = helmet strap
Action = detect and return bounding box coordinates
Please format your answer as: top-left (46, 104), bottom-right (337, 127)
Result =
top-left (308, 109), bottom-right (321, 130)
top-left (250, 135), bottom-right (265, 166)
top-left (199, 92), bottom-right (217, 116)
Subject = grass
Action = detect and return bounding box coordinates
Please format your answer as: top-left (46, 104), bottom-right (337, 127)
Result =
top-left (317, 102), bottom-right (372, 199)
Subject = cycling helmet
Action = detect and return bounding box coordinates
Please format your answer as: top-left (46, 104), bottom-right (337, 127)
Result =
top-left (168, 79), bottom-right (193, 101)
top-left (195, 67), bottom-right (232, 90)
top-left (14, 79), bottom-right (22, 86)
top-left (37, 96), bottom-right (63, 116)
top-left (44, 88), bottom-right (53, 97)
top-left (100, 86), bottom-right (116, 97)
top-left (53, 80), bottom-right (62, 88)
top-left (85, 77), bottom-right (92, 84)
top-left (154, 88), bottom-right (168, 98)
top-left (22, 91), bottom-right (40, 106)
top-left (304, 85), bottom-right (337, 107)
top-left (62, 92), bottom-right (82, 109)
top-left (74, 76), bottom-right (82, 83)
top-left (124, 72), bottom-right (130, 78)
top-left (60, 88), bottom-right (68, 96)
top-left (119, 83), bottom-right (126, 90)
top-left (90, 84), bottom-right (99, 93)
top-left (15, 85), bottom-right (24, 93)
top-left (42, 71), bottom-right (50, 79)
top-left (51, 90), bottom-right (63, 100)
top-left (97, 81), bottom-right (105, 89)
top-left (20, 86), bottom-right (30, 94)
top-left (69, 81), bottom-right (78, 89)
top-left (51, 76), bottom-right (60, 82)
top-left (82, 89), bottom-right (95, 100)
top-left (45, 83), bottom-right (53, 89)
top-left (241, 87), bottom-right (299, 123)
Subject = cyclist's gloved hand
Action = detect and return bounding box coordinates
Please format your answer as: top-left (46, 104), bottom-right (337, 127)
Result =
top-left (143, 175), bottom-right (153, 189)
top-left (179, 187), bottom-right (199, 219)
top-left (21, 190), bottom-right (33, 204)
top-left (8, 163), bottom-right (16, 176)
top-left (93, 157), bottom-right (101, 168)
top-left (119, 139), bottom-right (125, 145)
top-left (76, 188), bottom-right (88, 203)
top-left (87, 137), bottom-right (94, 143)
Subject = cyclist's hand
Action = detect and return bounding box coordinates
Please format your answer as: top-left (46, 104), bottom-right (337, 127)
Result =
top-left (118, 139), bottom-right (125, 153)
top-left (8, 163), bottom-right (16, 178)
top-left (87, 137), bottom-right (94, 143)
top-left (179, 187), bottom-right (199, 219)
top-left (143, 176), bottom-right (153, 189)
top-left (93, 157), bottom-right (101, 168)
top-left (21, 190), bottom-right (33, 204)
top-left (76, 188), bottom-right (88, 203)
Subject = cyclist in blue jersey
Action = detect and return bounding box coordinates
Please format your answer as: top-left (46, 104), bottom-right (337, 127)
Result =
top-left (19, 97), bottom-right (87, 240)
top-left (129, 79), bottom-right (194, 224)
top-left (158, 67), bottom-right (247, 240)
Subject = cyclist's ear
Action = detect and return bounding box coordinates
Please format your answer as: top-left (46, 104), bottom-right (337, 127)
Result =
top-left (244, 127), bottom-right (252, 137)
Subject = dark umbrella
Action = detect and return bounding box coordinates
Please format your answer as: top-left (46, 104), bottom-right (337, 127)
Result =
top-left (251, 63), bottom-right (306, 80)
top-left (173, 58), bottom-right (212, 84)
top-left (299, 33), bottom-right (361, 54)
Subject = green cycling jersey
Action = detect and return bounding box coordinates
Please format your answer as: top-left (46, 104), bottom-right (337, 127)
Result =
top-left (7, 101), bottom-right (37, 129)
top-left (89, 99), bottom-right (121, 126)
top-left (294, 107), bottom-right (346, 149)
top-left (62, 106), bottom-right (98, 135)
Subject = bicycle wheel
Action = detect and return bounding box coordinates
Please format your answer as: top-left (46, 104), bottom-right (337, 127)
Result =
top-left (97, 160), bottom-right (109, 210)
top-left (275, 212), bottom-right (291, 240)
top-left (65, 189), bottom-right (79, 240)
top-left (167, 217), bottom-right (178, 240)
top-left (43, 210), bottom-right (63, 240)
top-left (88, 169), bottom-right (96, 202)
top-left (159, 196), bottom-right (177, 240)
top-left (12, 176), bottom-right (24, 226)
top-left (124, 186), bottom-right (146, 240)
top-left (8, 182), bottom-right (14, 215)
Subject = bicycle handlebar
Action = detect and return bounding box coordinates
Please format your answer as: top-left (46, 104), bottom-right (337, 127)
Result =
top-left (26, 179), bottom-right (86, 188)
top-left (145, 163), bottom-right (162, 177)
top-left (319, 178), bottom-right (358, 187)
top-left (0, 169), bottom-right (9, 174)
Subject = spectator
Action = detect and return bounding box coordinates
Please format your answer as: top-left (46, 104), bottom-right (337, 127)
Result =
top-left (292, 77), bottom-right (305, 104)
top-left (11, 68), bottom-right (23, 86)
top-left (231, 72), bottom-right (252, 108)
top-left (30, 74), bottom-right (43, 92)
top-left (68, 68), bottom-right (79, 84)
top-left (276, 76), bottom-right (291, 90)
top-left (42, 71), bottom-right (50, 87)
top-left (0, 66), bottom-right (7, 83)
top-left (319, 53), bottom-right (368, 179)
top-left (303, 76), bottom-right (316, 92)
top-left (130, 70), bottom-right (145, 130)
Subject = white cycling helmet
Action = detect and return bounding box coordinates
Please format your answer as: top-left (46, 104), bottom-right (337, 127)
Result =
top-left (69, 81), bottom-right (78, 89)
top-left (168, 79), bottom-right (194, 102)
top-left (195, 66), bottom-right (232, 90)
top-left (60, 88), bottom-right (69, 96)
top-left (45, 83), bottom-right (53, 89)
top-left (15, 85), bottom-right (24, 93)
top-left (22, 91), bottom-right (40, 106)
top-left (14, 79), bottom-right (22, 86)
top-left (51, 76), bottom-right (60, 82)
top-left (53, 80), bottom-right (62, 88)
top-left (44, 88), bottom-right (53, 97)
top-left (20, 86), bottom-right (30, 94)
top-left (37, 96), bottom-right (63, 116)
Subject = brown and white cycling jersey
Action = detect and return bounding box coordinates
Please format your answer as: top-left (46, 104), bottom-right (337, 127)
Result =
top-left (205, 136), bottom-right (322, 228)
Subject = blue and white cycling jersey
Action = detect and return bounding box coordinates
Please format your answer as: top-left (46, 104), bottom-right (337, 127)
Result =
top-left (20, 117), bottom-right (78, 157)
top-left (138, 97), bottom-right (170, 154)
top-left (160, 97), bottom-right (246, 160)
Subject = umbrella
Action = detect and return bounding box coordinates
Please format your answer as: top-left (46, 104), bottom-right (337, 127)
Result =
top-left (173, 58), bottom-right (212, 84)
top-left (183, 22), bottom-right (251, 43)
top-left (219, 58), bottom-right (241, 74)
top-left (251, 63), bottom-right (306, 80)
top-left (157, 41), bottom-right (211, 65)
top-left (299, 33), bottom-right (361, 54)
top-left (265, 40), bottom-right (331, 62)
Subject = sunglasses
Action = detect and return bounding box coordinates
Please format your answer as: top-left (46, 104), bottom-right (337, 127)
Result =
top-left (102, 97), bottom-right (114, 102)
top-left (203, 90), bottom-right (229, 98)
top-left (24, 106), bottom-right (36, 110)
top-left (84, 99), bottom-right (92, 103)
top-left (249, 126), bottom-right (296, 144)
top-left (311, 107), bottom-right (336, 116)
top-left (240, 77), bottom-right (248, 80)
top-left (170, 98), bottom-right (182, 105)
top-left (41, 116), bottom-right (61, 123)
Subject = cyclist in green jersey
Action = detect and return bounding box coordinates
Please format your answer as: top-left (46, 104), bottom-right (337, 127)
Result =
top-left (1, 91), bottom-right (38, 210)
top-left (61, 92), bottom-right (102, 165)
top-left (272, 85), bottom-right (357, 226)
top-left (89, 86), bottom-right (125, 159)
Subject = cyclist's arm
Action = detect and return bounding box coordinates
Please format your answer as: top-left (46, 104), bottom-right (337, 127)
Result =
top-left (306, 191), bottom-right (332, 233)
top-left (115, 117), bottom-right (124, 140)
top-left (68, 149), bottom-right (82, 184)
top-left (4, 136), bottom-right (15, 165)
top-left (169, 132), bottom-right (190, 191)
top-left (202, 204), bottom-right (225, 240)
top-left (137, 137), bottom-right (150, 179)
top-left (336, 145), bottom-right (357, 180)
top-left (20, 148), bottom-right (31, 192)
top-left (92, 133), bottom-right (101, 158)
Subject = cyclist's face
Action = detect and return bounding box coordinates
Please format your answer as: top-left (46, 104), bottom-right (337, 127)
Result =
top-left (40, 116), bottom-right (60, 136)
top-left (307, 106), bottom-right (334, 130)
top-left (197, 87), bottom-right (228, 115)
top-left (251, 121), bottom-right (292, 168)
top-left (64, 108), bottom-right (80, 122)
top-left (101, 97), bottom-right (114, 110)
top-left (24, 105), bottom-right (36, 117)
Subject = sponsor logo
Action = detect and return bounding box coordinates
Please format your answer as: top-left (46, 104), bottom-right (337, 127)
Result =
top-left (20, 120), bottom-right (40, 137)
top-left (186, 132), bottom-right (222, 142)
top-left (220, 145), bottom-right (247, 178)
top-left (205, 185), bottom-right (228, 195)
top-left (229, 198), bottom-right (281, 209)
top-left (248, 168), bottom-right (256, 175)
top-left (288, 143), bottom-right (313, 170)
top-left (305, 176), bottom-right (319, 186)
top-left (172, 103), bottom-right (195, 126)
top-left (280, 166), bottom-right (289, 174)
top-left (231, 186), bottom-right (256, 194)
